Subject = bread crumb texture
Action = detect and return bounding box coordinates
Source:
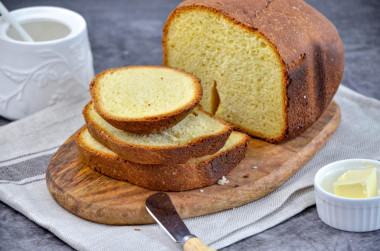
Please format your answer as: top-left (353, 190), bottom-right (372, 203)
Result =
top-left (80, 128), bottom-right (115, 155)
top-left (81, 126), bottom-right (245, 165)
top-left (217, 176), bottom-right (230, 185)
top-left (166, 9), bottom-right (286, 139)
top-left (96, 67), bottom-right (198, 118)
top-left (189, 131), bottom-right (246, 162)
top-left (87, 103), bottom-right (227, 146)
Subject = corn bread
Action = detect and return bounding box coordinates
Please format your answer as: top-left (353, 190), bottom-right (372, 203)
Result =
top-left (83, 102), bottom-right (232, 164)
top-left (163, 0), bottom-right (344, 142)
top-left (90, 65), bottom-right (203, 133)
top-left (76, 127), bottom-right (249, 191)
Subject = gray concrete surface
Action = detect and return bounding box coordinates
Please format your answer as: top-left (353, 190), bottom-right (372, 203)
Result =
top-left (1, 0), bottom-right (379, 250)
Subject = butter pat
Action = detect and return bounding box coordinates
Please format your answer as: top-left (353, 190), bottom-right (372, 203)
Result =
top-left (333, 168), bottom-right (378, 198)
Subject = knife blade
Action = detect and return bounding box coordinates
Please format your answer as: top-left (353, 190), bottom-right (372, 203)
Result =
top-left (146, 192), bottom-right (215, 251)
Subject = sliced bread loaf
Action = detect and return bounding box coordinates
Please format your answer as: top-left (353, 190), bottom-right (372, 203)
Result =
top-left (163, 0), bottom-right (344, 142)
top-left (76, 127), bottom-right (249, 191)
top-left (83, 102), bottom-right (232, 164)
top-left (90, 65), bottom-right (203, 134)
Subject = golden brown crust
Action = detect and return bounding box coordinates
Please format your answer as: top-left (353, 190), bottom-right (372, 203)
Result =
top-left (83, 102), bottom-right (233, 164)
top-left (162, 0), bottom-right (344, 143)
top-left (89, 65), bottom-right (203, 134)
top-left (76, 127), bottom-right (249, 191)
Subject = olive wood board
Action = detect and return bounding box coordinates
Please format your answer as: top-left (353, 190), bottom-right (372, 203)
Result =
top-left (46, 101), bottom-right (340, 225)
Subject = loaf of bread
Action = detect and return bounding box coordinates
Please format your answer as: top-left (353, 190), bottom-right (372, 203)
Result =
top-left (90, 66), bottom-right (203, 133)
top-left (163, 0), bottom-right (344, 142)
top-left (76, 127), bottom-right (249, 191)
top-left (83, 102), bottom-right (232, 164)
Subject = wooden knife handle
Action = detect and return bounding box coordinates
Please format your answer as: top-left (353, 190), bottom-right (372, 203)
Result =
top-left (183, 237), bottom-right (216, 251)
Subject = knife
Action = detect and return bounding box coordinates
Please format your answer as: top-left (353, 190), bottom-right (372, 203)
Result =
top-left (146, 192), bottom-right (215, 251)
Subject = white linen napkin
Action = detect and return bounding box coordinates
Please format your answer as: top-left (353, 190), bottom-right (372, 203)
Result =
top-left (1, 85), bottom-right (379, 251)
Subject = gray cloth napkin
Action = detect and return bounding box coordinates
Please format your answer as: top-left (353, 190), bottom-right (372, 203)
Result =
top-left (0, 85), bottom-right (379, 251)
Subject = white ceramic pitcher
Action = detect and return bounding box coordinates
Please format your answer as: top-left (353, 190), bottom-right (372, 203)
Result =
top-left (0, 6), bottom-right (94, 120)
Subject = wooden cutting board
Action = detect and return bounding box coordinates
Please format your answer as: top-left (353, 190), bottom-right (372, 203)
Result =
top-left (46, 101), bottom-right (340, 225)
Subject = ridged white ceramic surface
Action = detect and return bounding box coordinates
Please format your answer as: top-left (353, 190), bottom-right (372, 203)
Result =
top-left (314, 159), bottom-right (380, 232)
top-left (0, 7), bottom-right (94, 120)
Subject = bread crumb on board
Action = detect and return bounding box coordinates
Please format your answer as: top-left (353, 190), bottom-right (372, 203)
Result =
top-left (218, 176), bottom-right (230, 185)
top-left (134, 228), bottom-right (141, 231)
top-left (253, 166), bottom-right (258, 169)
top-left (200, 189), bottom-right (204, 193)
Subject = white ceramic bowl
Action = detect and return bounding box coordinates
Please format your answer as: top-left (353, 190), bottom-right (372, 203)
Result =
top-left (0, 6), bottom-right (94, 120)
top-left (314, 159), bottom-right (380, 232)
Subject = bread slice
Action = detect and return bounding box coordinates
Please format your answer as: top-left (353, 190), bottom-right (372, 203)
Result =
top-left (163, 0), bottom-right (344, 142)
top-left (83, 102), bottom-right (232, 164)
top-left (89, 65), bottom-right (203, 134)
top-left (76, 127), bottom-right (249, 191)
